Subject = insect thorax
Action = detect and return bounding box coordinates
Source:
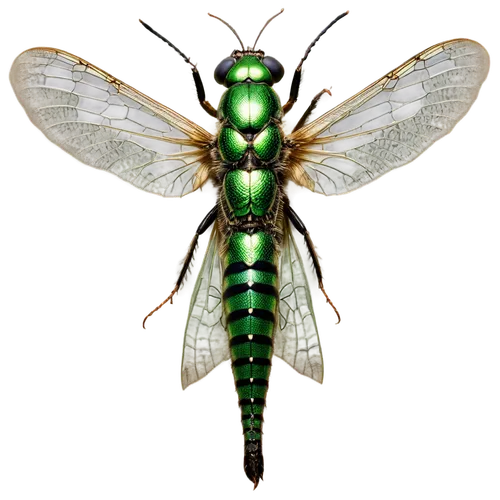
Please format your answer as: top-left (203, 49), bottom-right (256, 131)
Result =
top-left (217, 81), bottom-right (283, 229)
top-left (218, 82), bottom-right (281, 164)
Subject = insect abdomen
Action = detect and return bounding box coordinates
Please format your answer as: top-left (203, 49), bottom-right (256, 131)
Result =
top-left (223, 231), bottom-right (278, 485)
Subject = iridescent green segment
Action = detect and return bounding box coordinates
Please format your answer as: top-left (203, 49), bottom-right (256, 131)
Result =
top-left (223, 231), bottom-right (277, 443)
top-left (224, 268), bottom-right (277, 287)
top-left (233, 361), bottom-right (270, 383)
top-left (226, 289), bottom-right (276, 312)
top-left (225, 56), bottom-right (273, 86)
top-left (228, 310), bottom-right (275, 341)
top-left (253, 123), bottom-right (282, 162)
top-left (225, 232), bottom-right (275, 265)
top-left (231, 333), bottom-right (272, 359)
top-left (218, 83), bottom-right (282, 133)
top-left (224, 170), bottom-right (277, 217)
top-left (237, 383), bottom-right (268, 404)
top-left (219, 127), bottom-right (247, 163)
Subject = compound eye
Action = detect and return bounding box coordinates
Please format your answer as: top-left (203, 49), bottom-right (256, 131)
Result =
top-left (214, 57), bottom-right (236, 85)
top-left (262, 56), bottom-right (284, 83)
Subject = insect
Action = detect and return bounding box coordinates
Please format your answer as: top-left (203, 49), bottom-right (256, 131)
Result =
top-left (10, 9), bottom-right (489, 489)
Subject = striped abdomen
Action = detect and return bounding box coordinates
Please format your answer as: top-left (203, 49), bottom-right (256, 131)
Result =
top-left (223, 231), bottom-right (278, 486)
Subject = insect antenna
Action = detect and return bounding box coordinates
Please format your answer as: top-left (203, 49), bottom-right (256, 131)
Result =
top-left (136, 17), bottom-right (200, 72)
top-left (136, 17), bottom-right (217, 119)
top-left (205, 10), bottom-right (245, 49)
top-left (298, 10), bottom-right (349, 70)
top-left (250, 7), bottom-right (288, 50)
top-left (282, 10), bottom-right (349, 114)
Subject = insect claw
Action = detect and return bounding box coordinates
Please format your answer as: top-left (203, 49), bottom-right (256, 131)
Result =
top-left (318, 85), bottom-right (335, 102)
top-left (321, 283), bottom-right (344, 326)
top-left (325, 85), bottom-right (335, 99)
top-left (140, 284), bottom-right (179, 330)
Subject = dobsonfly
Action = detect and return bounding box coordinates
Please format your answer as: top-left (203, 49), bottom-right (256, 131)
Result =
top-left (10, 9), bottom-right (489, 488)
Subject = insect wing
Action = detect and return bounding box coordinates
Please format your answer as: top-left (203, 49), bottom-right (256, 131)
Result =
top-left (275, 226), bottom-right (323, 383)
top-left (288, 39), bottom-right (489, 195)
top-left (10, 48), bottom-right (215, 197)
top-left (181, 229), bottom-right (230, 389)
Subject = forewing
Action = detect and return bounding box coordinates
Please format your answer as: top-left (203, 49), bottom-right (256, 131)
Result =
top-left (181, 229), bottom-right (229, 389)
top-left (288, 39), bottom-right (489, 195)
top-left (10, 48), bottom-right (215, 197)
top-left (275, 226), bottom-right (323, 383)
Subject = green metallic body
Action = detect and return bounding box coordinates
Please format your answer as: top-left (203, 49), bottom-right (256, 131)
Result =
top-left (224, 170), bottom-right (277, 217)
top-left (224, 232), bottom-right (277, 442)
top-left (216, 55), bottom-right (284, 471)
top-left (218, 83), bottom-right (281, 133)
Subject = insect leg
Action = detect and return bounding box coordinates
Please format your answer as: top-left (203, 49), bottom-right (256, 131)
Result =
top-left (285, 204), bottom-right (340, 323)
top-left (143, 205), bottom-right (219, 328)
top-left (291, 88), bottom-right (332, 133)
top-left (282, 68), bottom-right (302, 115)
top-left (191, 72), bottom-right (217, 120)
top-left (137, 17), bottom-right (217, 119)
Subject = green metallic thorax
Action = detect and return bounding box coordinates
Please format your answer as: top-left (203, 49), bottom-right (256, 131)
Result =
top-left (224, 169), bottom-right (277, 217)
top-left (218, 56), bottom-right (282, 155)
top-left (216, 55), bottom-right (283, 449)
top-left (217, 56), bottom-right (283, 216)
top-left (218, 84), bottom-right (282, 134)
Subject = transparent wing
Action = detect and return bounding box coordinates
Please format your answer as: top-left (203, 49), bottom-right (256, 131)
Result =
top-left (288, 39), bottom-right (489, 195)
top-left (10, 48), bottom-right (215, 197)
top-left (275, 225), bottom-right (323, 383)
top-left (181, 229), bottom-right (230, 389)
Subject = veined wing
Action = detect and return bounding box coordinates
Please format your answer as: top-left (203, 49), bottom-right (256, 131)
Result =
top-left (10, 48), bottom-right (215, 197)
top-left (288, 39), bottom-right (489, 195)
top-left (275, 224), bottom-right (323, 383)
top-left (181, 229), bottom-right (229, 389)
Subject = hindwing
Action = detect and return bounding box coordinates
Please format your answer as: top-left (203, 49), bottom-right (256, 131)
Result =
top-left (275, 223), bottom-right (323, 383)
top-left (181, 229), bottom-right (230, 389)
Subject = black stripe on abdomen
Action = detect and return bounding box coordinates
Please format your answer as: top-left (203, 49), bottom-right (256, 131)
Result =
top-left (230, 334), bottom-right (273, 347)
top-left (239, 398), bottom-right (266, 406)
top-left (227, 308), bottom-right (275, 324)
top-left (223, 282), bottom-right (279, 300)
top-left (236, 378), bottom-right (269, 388)
top-left (224, 260), bottom-right (277, 277)
top-left (232, 357), bottom-right (271, 367)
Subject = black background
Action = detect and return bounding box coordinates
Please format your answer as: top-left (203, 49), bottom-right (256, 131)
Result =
top-left (2, 1), bottom-right (498, 498)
